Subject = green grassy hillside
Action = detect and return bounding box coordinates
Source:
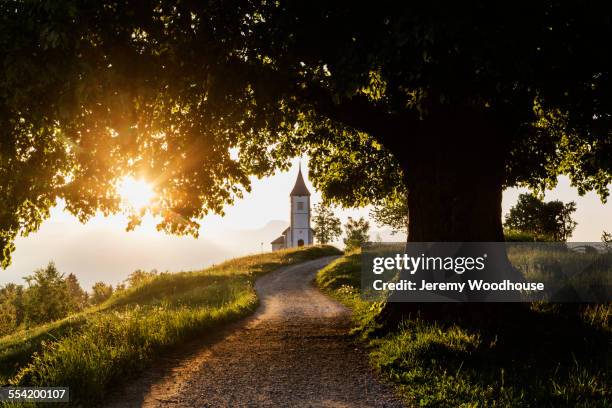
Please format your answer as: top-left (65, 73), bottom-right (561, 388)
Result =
top-left (317, 251), bottom-right (611, 407)
top-left (0, 245), bottom-right (340, 404)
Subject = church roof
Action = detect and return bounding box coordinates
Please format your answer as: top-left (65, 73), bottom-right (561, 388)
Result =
top-left (290, 167), bottom-right (311, 196)
top-left (270, 235), bottom-right (285, 244)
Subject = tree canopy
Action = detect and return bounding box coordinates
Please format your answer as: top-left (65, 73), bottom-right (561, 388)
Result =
top-left (1, 1), bottom-right (612, 265)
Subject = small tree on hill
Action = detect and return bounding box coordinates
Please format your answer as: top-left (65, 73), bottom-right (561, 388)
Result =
top-left (23, 263), bottom-right (71, 325)
top-left (65, 273), bottom-right (88, 312)
top-left (343, 217), bottom-right (370, 251)
top-left (504, 194), bottom-right (577, 241)
top-left (90, 282), bottom-right (113, 305)
top-left (312, 203), bottom-right (342, 244)
top-left (125, 269), bottom-right (158, 288)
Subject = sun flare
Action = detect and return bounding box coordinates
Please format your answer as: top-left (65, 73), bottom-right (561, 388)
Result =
top-left (118, 177), bottom-right (155, 210)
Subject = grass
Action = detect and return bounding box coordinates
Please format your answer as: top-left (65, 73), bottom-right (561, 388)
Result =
top-left (507, 245), bottom-right (612, 301)
top-left (317, 250), bottom-right (611, 408)
top-left (0, 245), bottom-right (340, 405)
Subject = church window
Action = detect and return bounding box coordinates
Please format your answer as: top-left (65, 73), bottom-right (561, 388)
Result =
top-left (297, 202), bottom-right (304, 210)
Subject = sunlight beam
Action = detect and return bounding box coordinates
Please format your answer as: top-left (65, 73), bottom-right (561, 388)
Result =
top-left (118, 177), bottom-right (155, 210)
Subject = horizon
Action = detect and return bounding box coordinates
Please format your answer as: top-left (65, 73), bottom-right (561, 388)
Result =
top-left (1, 156), bottom-right (611, 290)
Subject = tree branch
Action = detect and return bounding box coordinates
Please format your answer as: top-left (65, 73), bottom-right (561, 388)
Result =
top-left (226, 58), bottom-right (421, 145)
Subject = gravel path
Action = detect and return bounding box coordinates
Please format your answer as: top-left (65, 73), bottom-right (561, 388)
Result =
top-left (105, 256), bottom-right (405, 407)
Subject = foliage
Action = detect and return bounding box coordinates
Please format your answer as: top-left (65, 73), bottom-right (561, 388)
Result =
top-left (504, 194), bottom-right (578, 241)
top-left (343, 217), bottom-right (370, 251)
top-left (312, 203), bottom-right (342, 244)
top-left (1, 264), bottom-right (86, 343)
top-left (0, 245), bottom-right (340, 400)
top-left (22, 263), bottom-right (72, 326)
top-left (124, 269), bottom-right (159, 289)
top-left (89, 282), bottom-right (113, 306)
top-left (65, 273), bottom-right (88, 312)
top-left (369, 191), bottom-right (408, 235)
top-left (0, 268), bottom-right (88, 338)
top-left (1, 2), bottom-right (612, 264)
top-left (0, 284), bottom-right (23, 337)
top-left (317, 253), bottom-right (611, 407)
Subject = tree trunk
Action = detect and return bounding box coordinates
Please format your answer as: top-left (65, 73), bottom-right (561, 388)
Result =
top-left (401, 109), bottom-right (507, 242)
top-left (375, 109), bottom-right (522, 328)
top-left (406, 161), bottom-right (504, 242)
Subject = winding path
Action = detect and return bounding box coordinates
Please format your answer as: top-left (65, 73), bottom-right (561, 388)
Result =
top-left (105, 256), bottom-right (404, 407)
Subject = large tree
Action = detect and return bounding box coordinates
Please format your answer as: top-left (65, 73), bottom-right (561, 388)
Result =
top-left (1, 1), bottom-right (611, 269)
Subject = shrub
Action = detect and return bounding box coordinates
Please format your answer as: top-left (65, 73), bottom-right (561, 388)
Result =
top-left (90, 282), bottom-right (113, 305)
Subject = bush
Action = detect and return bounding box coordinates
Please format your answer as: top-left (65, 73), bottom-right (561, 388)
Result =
top-left (90, 282), bottom-right (113, 305)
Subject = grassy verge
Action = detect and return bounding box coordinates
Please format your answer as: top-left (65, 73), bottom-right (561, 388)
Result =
top-left (0, 245), bottom-right (340, 404)
top-left (316, 251), bottom-right (611, 407)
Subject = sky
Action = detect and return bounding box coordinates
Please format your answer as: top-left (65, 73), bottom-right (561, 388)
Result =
top-left (1, 156), bottom-right (611, 290)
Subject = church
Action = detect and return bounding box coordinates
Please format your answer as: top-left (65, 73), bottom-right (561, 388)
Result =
top-left (270, 167), bottom-right (314, 251)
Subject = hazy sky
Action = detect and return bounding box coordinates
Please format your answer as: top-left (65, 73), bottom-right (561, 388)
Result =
top-left (1, 156), bottom-right (610, 289)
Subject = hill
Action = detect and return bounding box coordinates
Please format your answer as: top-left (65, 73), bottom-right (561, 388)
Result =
top-left (0, 245), bottom-right (340, 404)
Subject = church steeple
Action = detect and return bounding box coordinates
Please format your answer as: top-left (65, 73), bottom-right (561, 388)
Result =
top-left (290, 164), bottom-right (311, 196)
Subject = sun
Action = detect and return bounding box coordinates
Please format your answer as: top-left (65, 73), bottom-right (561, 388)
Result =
top-left (118, 176), bottom-right (155, 210)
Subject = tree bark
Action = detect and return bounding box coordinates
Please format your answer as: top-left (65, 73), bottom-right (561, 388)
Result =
top-left (396, 108), bottom-right (508, 242)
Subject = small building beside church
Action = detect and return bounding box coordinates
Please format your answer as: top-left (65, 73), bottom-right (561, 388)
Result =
top-left (271, 167), bottom-right (314, 251)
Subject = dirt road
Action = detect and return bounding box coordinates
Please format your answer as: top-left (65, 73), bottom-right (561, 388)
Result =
top-left (105, 256), bottom-right (404, 407)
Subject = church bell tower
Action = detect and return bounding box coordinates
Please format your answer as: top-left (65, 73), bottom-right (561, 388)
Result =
top-left (288, 166), bottom-right (312, 247)
top-left (270, 165), bottom-right (314, 251)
